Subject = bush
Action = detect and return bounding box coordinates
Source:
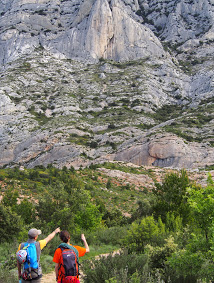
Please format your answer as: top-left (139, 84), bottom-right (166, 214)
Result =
top-left (40, 255), bottom-right (55, 274)
top-left (0, 267), bottom-right (17, 283)
top-left (124, 216), bottom-right (166, 253)
top-left (108, 124), bottom-right (116, 129)
top-left (0, 241), bottom-right (18, 283)
top-left (0, 204), bottom-right (23, 243)
top-left (167, 246), bottom-right (211, 281)
top-left (82, 251), bottom-right (149, 283)
top-left (88, 226), bottom-right (128, 246)
top-left (153, 170), bottom-right (191, 223)
top-left (144, 236), bottom-right (178, 279)
top-left (89, 141), bottom-right (98, 148)
top-left (103, 208), bottom-right (128, 227)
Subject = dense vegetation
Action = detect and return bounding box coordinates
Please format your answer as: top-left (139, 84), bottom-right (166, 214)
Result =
top-left (0, 163), bottom-right (214, 282)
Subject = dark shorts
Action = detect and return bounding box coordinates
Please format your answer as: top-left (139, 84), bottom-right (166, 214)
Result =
top-left (22, 278), bottom-right (41, 283)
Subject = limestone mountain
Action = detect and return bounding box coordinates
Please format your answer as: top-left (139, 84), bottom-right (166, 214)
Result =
top-left (0, 0), bottom-right (213, 169)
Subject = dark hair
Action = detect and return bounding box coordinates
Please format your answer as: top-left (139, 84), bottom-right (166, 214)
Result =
top-left (28, 235), bottom-right (35, 239)
top-left (59, 230), bottom-right (70, 243)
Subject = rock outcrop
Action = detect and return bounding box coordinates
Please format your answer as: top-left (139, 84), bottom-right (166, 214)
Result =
top-left (115, 133), bottom-right (214, 169)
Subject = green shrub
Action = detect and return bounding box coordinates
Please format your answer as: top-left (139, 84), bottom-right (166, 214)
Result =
top-left (40, 255), bottom-right (55, 274)
top-left (130, 199), bottom-right (154, 221)
top-left (0, 204), bottom-right (23, 243)
top-left (0, 267), bottom-right (17, 283)
top-left (154, 104), bottom-right (183, 122)
top-left (103, 208), bottom-right (128, 227)
top-left (82, 251), bottom-right (149, 283)
top-left (0, 241), bottom-right (18, 283)
top-left (124, 216), bottom-right (166, 253)
top-left (89, 226), bottom-right (128, 246)
top-left (152, 170), bottom-right (191, 223)
top-left (167, 244), bottom-right (211, 282)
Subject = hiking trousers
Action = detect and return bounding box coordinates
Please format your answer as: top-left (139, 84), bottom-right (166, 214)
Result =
top-left (22, 279), bottom-right (41, 283)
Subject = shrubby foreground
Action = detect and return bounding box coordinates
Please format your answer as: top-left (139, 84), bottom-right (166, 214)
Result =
top-left (0, 164), bottom-right (214, 282)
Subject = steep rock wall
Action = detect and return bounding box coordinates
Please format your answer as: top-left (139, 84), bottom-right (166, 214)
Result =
top-left (0, 0), bottom-right (166, 66)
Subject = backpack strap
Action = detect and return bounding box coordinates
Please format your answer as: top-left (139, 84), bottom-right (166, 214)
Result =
top-left (58, 246), bottom-right (66, 281)
top-left (58, 243), bottom-right (79, 263)
top-left (20, 242), bottom-right (25, 249)
top-left (35, 241), bottom-right (41, 264)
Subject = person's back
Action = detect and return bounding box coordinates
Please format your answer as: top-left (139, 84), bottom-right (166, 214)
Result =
top-left (53, 230), bottom-right (90, 283)
top-left (17, 227), bottom-right (60, 283)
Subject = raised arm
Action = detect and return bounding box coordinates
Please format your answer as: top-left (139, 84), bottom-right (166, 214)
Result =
top-left (44, 227), bottom-right (60, 244)
top-left (81, 234), bottom-right (90, 253)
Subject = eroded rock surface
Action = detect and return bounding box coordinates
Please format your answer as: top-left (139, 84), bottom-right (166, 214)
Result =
top-left (115, 134), bottom-right (214, 169)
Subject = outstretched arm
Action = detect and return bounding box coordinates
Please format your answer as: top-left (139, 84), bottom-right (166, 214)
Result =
top-left (44, 227), bottom-right (60, 244)
top-left (81, 234), bottom-right (90, 253)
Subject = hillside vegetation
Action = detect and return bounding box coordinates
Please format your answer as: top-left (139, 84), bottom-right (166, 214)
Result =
top-left (0, 163), bottom-right (214, 282)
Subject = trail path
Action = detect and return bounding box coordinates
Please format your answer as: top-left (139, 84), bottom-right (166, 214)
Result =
top-left (41, 250), bottom-right (120, 282)
top-left (41, 271), bottom-right (55, 283)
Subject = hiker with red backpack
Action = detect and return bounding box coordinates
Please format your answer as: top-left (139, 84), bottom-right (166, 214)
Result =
top-left (17, 227), bottom-right (60, 282)
top-left (53, 230), bottom-right (90, 283)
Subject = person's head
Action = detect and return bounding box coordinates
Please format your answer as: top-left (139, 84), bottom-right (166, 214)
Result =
top-left (59, 230), bottom-right (70, 243)
top-left (28, 228), bottom-right (41, 240)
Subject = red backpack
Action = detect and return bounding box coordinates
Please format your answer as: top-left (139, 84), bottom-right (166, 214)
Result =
top-left (58, 247), bottom-right (79, 283)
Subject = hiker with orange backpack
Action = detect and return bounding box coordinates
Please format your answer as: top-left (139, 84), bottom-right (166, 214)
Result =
top-left (17, 227), bottom-right (60, 282)
top-left (53, 230), bottom-right (90, 283)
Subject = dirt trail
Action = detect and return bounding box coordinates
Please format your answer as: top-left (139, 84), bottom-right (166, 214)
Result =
top-left (41, 271), bottom-right (55, 283)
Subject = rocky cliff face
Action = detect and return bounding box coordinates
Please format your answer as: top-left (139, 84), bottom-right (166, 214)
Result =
top-left (0, 0), bottom-right (214, 169)
top-left (1, 0), bottom-right (214, 65)
top-left (0, 0), bottom-right (166, 66)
